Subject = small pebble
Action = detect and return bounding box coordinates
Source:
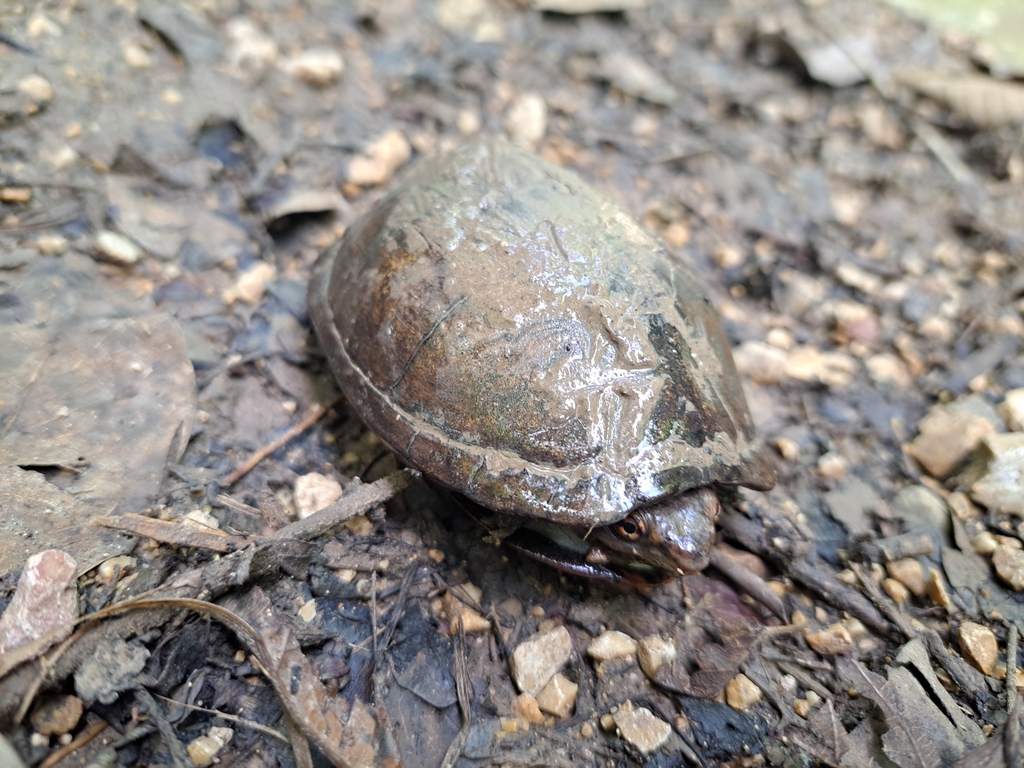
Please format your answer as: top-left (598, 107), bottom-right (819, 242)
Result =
top-left (971, 434), bottom-right (1024, 515)
top-left (972, 531), bottom-right (998, 555)
top-left (187, 728), bottom-right (233, 768)
top-left (348, 130), bottom-right (411, 187)
top-left (456, 108), bottom-right (482, 135)
top-left (882, 578), bottom-right (909, 603)
top-left (733, 341), bottom-right (787, 385)
top-left (18, 74), bottom-right (54, 103)
top-left (282, 48), bottom-right (344, 87)
top-left (294, 472), bottom-right (342, 519)
top-left (505, 91), bottom-right (547, 148)
top-left (612, 701), bottom-right (672, 754)
top-left (298, 599), bottom-right (317, 623)
top-left (725, 674), bottom-right (761, 712)
top-left (1000, 389), bottom-right (1024, 431)
top-left (30, 695), bottom-right (83, 736)
top-left (587, 630), bottom-right (637, 661)
top-left (123, 43), bottom-right (152, 68)
top-left (344, 515), bottom-right (374, 536)
top-left (991, 544), bottom-right (1024, 593)
top-left (514, 692), bottom-right (545, 724)
top-left (957, 622), bottom-right (998, 675)
top-left (636, 634), bottom-right (675, 678)
top-left (535, 673), bottom-right (577, 718)
top-left (804, 623), bottom-right (853, 656)
top-left (662, 221), bottom-right (690, 248)
top-left (35, 234), bottom-right (67, 255)
top-left (906, 405), bottom-right (995, 479)
top-left (816, 451), bottom-right (847, 479)
top-left (0, 187), bottom-right (32, 204)
top-left (94, 231), bottom-right (142, 264)
top-left (926, 569), bottom-right (952, 609)
top-left (509, 626), bottom-right (572, 696)
top-left (223, 262), bottom-right (276, 304)
top-left (886, 558), bottom-right (925, 597)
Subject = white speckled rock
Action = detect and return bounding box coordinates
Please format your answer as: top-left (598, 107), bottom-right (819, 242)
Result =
top-left (509, 626), bottom-right (572, 696)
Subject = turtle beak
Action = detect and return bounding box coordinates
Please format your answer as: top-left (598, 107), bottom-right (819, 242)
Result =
top-left (647, 487), bottom-right (720, 574)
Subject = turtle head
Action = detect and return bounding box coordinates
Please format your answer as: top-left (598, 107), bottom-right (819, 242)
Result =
top-left (589, 487), bottom-right (720, 575)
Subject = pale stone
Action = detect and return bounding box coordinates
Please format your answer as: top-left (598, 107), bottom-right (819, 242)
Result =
top-left (509, 627), bottom-right (572, 695)
top-left (972, 531), bottom-right (998, 555)
top-left (536, 673), bottom-right (577, 718)
top-left (35, 234), bottom-right (68, 255)
top-left (298, 599), bottom-right (317, 623)
top-left (505, 92), bottom-right (547, 148)
top-left (732, 341), bottom-right (787, 385)
top-left (957, 622), bottom-right (998, 675)
top-left (907, 405), bottom-right (996, 478)
top-left (613, 701), bottom-right (671, 754)
top-left (866, 353), bottom-right (912, 387)
top-left (123, 43), bottom-right (152, 68)
top-left (183, 509), bottom-right (219, 530)
top-left (971, 434), bottom-right (1024, 515)
top-left (514, 692), bottom-right (545, 724)
top-left (835, 262), bottom-right (882, 294)
top-left (774, 436), bottom-right (799, 461)
top-left (187, 728), bottom-right (232, 767)
top-left (882, 578), bottom-right (909, 602)
top-left (18, 74), bottom-right (54, 103)
top-left (283, 49), bottom-right (344, 86)
top-left (804, 623), bottom-right (853, 656)
top-left (948, 492), bottom-right (980, 520)
top-left (225, 19), bottom-right (279, 81)
top-left (993, 545), bottom-right (1024, 591)
top-left (636, 634), bottom-right (676, 678)
top-left (294, 472), bottom-right (342, 518)
top-left (783, 346), bottom-right (856, 388)
top-left (725, 674), bottom-right (761, 712)
top-left (885, 558), bottom-right (925, 597)
top-left (94, 231), bottom-right (142, 264)
top-left (224, 262), bottom-right (276, 305)
top-left (926, 569), bottom-right (952, 609)
top-left (456, 109), bottom-right (482, 135)
top-left (587, 630), bottom-right (637, 661)
top-left (1000, 389), bottom-right (1024, 431)
top-left (662, 221), bottom-right (690, 248)
top-left (816, 451), bottom-right (847, 479)
top-left (348, 130), bottom-right (412, 186)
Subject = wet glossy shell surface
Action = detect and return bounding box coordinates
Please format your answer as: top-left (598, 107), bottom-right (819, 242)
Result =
top-left (308, 139), bottom-right (775, 526)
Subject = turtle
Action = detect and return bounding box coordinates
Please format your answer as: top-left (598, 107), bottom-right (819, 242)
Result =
top-left (307, 137), bottom-right (775, 583)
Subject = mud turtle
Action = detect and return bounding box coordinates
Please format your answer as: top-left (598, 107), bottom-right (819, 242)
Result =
top-left (308, 138), bottom-right (775, 582)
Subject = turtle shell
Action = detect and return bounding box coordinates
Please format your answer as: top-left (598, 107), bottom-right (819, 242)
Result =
top-left (308, 138), bottom-right (775, 526)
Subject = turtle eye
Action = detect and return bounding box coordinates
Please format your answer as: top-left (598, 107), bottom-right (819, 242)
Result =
top-left (613, 516), bottom-right (646, 541)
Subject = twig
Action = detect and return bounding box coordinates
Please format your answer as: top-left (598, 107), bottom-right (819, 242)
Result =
top-left (1008, 621), bottom-right (1019, 715)
top-left (222, 397), bottom-right (341, 487)
top-left (441, 621), bottom-right (473, 768)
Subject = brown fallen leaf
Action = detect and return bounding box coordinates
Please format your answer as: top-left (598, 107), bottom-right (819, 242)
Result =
top-left (838, 657), bottom-right (961, 768)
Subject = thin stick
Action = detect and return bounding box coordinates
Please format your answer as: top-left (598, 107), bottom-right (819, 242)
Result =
top-left (222, 397), bottom-right (341, 487)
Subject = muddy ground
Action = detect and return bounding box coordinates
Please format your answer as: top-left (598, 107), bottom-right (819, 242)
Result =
top-left (2, 1), bottom-right (1024, 766)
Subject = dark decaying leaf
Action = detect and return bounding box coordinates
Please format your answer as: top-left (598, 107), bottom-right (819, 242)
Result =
top-left (837, 657), bottom-right (960, 768)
